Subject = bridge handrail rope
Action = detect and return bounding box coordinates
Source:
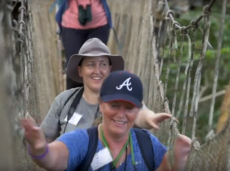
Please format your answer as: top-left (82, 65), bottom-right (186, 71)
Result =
top-left (156, 0), bottom-right (216, 103)
top-left (182, 29), bottom-right (197, 135)
top-left (164, 0), bottom-right (216, 31)
top-left (149, 2), bottom-right (221, 167)
top-left (149, 2), bottom-right (221, 163)
top-left (208, 0), bottom-right (227, 132)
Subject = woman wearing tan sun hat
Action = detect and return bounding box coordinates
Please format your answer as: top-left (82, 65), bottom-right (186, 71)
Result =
top-left (40, 38), bottom-right (172, 143)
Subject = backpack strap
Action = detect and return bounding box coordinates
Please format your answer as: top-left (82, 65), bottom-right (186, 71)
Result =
top-left (57, 87), bottom-right (81, 135)
top-left (75, 128), bottom-right (154, 171)
top-left (63, 87), bottom-right (84, 133)
top-left (133, 128), bottom-right (155, 171)
top-left (67, 87), bottom-right (84, 119)
top-left (54, 0), bottom-right (69, 34)
top-left (63, 87), bottom-right (81, 108)
top-left (76, 127), bottom-right (99, 171)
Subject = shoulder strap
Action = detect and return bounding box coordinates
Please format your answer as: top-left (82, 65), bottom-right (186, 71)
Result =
top-left (63, 88), bottom-right (81, 108)
top-left (76, 128), bottom-right (154, 171)
top-left (134, 128), bottom-right (155, 171)
top-left (57, 87), bottom-right (81, 134)
top-left (76, 127), bottom-right (99, 171)
top-left (66, 87), bottom-right (84, 121)
top-left (63, 87), bottom-right (84, 133)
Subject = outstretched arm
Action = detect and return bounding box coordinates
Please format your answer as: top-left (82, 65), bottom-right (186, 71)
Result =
top-left (29, 142), bottom-right (68, 171)
top-left (21, 116), bottom-right (68, 171)
top-left (157, 135), bottom-right (192, 171)
top-left (134, 101), bottom-right (172, 130)
top-left (40, 98), bottom-right (62, 143)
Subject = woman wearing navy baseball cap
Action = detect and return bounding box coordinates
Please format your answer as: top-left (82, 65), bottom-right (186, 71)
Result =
top-left (21, 70), bottom-right (191, 171)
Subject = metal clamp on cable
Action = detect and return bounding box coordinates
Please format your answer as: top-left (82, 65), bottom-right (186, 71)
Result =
top-left (155, 0), bottom-right (165, 20)
top-left (19, 6), bottom-right (26, 13)
top-left (190, 20), bottom-right (199, 30)
top-left (166, 10), bottom-right (174, 19)
top-left (172, 21), bottom-right (181, 30)
top-left (180, 26), bottom-right (187, 35)
top-left (203, 5), bottom-right (211, 17)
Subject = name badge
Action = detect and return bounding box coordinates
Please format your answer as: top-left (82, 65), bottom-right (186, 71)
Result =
top-left (91, 147), bottom-right (113, 170)
top-left (64, 112), bottom-right (82, 126)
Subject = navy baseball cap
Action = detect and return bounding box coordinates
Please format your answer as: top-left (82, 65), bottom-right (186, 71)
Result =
top-left (100, 70), bottom-right (143, 108)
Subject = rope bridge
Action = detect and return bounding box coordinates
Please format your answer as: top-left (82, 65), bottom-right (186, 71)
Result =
top-left (107, 0), bottom-right (230, 170)
top-left (0, 0), bottom-right (229, 170)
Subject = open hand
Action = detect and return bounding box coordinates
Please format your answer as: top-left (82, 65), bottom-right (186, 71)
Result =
top-left (145, 112), bottom-right (174, 130)
top-left (136, 109), bottom-right (174, 130)
top-left (21, 113), bottom-right (46, 150)
top-left (174, 134), bottom-right (192, 170)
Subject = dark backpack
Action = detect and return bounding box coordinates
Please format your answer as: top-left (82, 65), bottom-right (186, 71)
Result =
top-left (77, 127), bottom-right (155, 171)
top-left (61, 88), bottom-right (155, 170)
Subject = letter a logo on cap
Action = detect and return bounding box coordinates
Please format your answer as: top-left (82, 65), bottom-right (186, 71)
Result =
top-left (116, 77), bottom-right (132, 91)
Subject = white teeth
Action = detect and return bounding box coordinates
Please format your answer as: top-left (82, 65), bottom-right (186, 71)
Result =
top-left (114, 121), bottom-right (126, 125)
top-left (92, 77), bottom-right (102, 80)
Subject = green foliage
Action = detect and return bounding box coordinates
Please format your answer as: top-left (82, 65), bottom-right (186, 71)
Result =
top-left (160, 5), bottom-right (230, 144)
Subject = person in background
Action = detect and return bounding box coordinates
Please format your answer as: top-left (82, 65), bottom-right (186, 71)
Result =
top-left (55, 0), bottom-right (113, 89)
top-left (21, 70), bottom-right (191, 171)
top-left (40, 38), bottom-right (173, 143)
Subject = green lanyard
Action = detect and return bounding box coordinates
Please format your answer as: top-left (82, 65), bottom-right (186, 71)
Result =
top-left (100, 126), bottom-right (136, 167)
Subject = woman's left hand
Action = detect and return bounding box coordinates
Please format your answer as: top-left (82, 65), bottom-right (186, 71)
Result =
top-left (145, 111), bottom-right (173, 130)
top-left (136, 109), bottom-right (173, 130)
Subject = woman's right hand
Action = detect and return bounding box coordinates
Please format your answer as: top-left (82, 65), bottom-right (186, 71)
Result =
top-left (21, 113), bottom-right (47, 153)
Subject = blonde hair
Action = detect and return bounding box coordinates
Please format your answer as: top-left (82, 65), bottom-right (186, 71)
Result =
top-left (92, 115), bottom-right (102, 126)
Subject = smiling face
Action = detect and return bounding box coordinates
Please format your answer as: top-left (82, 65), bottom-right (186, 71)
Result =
top-left (78, 56), bottom-right (111, 93)
top-left (100, 100), bottom-right (140, 137)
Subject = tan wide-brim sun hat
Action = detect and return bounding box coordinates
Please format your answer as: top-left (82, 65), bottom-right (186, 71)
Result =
top-left (66, 38), bottom-right (125, 83)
